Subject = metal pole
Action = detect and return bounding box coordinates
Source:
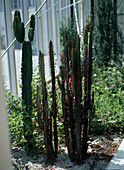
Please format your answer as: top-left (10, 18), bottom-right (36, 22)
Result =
top-left (73, 0), bottom-right (80, 35)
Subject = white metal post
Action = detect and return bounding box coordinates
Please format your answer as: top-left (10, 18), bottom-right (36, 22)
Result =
top-left (73, 0), bottom-right (80, 35)
top-left (35, 0), bottom-right (44, 53)
top-left (56, 0), bottom-right (61, 66)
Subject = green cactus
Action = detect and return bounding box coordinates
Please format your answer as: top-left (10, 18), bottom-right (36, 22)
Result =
top-left (36, 85), bottom-right (43, 130)
top-left (38, 42), bottom-right (58, 160)
top-left (13, 10), bottom-right (35, 151)
top-left (39, 51), bottom-right (53, 159)
top-left (58, 17), bottom-right (95, 164)
top-left (49, 41), bottom-right (58, 156)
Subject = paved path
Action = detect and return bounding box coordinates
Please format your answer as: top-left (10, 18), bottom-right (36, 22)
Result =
top-left (106, 139), bottom-right (124, 170)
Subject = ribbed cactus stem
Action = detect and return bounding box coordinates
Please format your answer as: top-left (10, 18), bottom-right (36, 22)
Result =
top-left (59, 19), bottom-right (95, 163)
top-left (72, 37), bottom-right (81, 163)
top-left (59, 66), bottom-right (70, 154)
top-left (39, 51), bottom-right (53, 159)
top-left (64, 33), bottom-right (76, 160)
top-left (49, 41), bottom-right (58, 157)
top-left (36, 85), bottom-right (43, 130)
top-left (13, 12), bottom-right (25, 43)
top-left (22, 41), bottom-right (35, 150)
top-left (87, 22), bottom-right (93, 111)
top-left (13, 10), bottom-right (36, 151)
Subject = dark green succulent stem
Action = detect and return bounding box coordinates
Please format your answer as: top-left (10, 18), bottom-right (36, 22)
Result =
top-left (39, 51), bottom-right (53, 159)
top-left (36, 85), bottom-right (43, 130)
top-left (87, 17), bottom-right (93, 111)
top-left (49, 41), bottom-right (58, 157)
top-left (58, 66), bottom-right (70, 154)
top-left (64, 33), bottom-right (76, 160)
top-left (13, 10), bottom-right (35, 151)
top-left (82, 43), bottom-right (89, 156)
top-left (82, 21), bottom-right (93, 156)
top-left (72, 37), bottom-right (81, 163)
top-left (22, 41), bottom-right (35, 150)
top-left (39, 43), bottom-right (58, 160)
top-left (59, 20), bottom-right (94, 164)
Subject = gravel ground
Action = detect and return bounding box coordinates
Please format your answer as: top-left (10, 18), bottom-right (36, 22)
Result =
top-left (11, 134), bottom-right (123, 170)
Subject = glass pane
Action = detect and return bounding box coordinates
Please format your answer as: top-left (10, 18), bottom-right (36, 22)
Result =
top-left (11, 1), bottom-right (22, 95)
top-left (0, 0), bottom-right (10, 89)
top-left (28, 0), bottom-right (38, 70)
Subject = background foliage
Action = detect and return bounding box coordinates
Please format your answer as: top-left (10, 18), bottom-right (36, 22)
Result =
top-left (91, 63), bottom-right (124, 135)
top-left (93, 0), bottom-right (123, 67)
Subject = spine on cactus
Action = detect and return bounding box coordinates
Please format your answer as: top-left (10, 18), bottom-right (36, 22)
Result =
top-left (13, 10), bottom-right (36, 151)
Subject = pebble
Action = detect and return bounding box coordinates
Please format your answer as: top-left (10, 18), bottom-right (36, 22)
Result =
top-left (11, 135), bottom-right (122, 170)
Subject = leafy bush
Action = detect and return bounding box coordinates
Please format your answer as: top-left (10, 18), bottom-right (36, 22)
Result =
top-left (90, 63), bottom-right (124, 135)
top-left (6, 67), bottom-right (63, 151)
top-left (6, 68), bottom-right (43, 151)
top-left (5, 89), bottom-right (23, 147)
top-left (60, 17), bottom-right (77, 52)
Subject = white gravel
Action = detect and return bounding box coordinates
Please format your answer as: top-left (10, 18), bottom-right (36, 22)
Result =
top-left (11, 134), bottom-right (123, 170)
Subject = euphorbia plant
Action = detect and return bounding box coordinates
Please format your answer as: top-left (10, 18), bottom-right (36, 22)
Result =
top-left (36, 41), bottom-right (58, 160)
top-left (58, 16), bottom-right (95, 164)
top-left (13, 10), bottom-right (36, 151)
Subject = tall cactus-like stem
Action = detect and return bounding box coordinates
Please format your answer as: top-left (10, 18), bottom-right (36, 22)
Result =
top-left (13, 10), bottom-right (35, 151)
top-left (59, 19), bottom-right (94, 164)
top-left (38, 43), bottom-right (58, 160)
top-left (49, 41), bottom-right (58, 157)
top-left (58, 66), bottom-right (71, 154)
top-left (72, 36), bottom-right (82, 163)
top-left (36, 85), bottom-right (43, 130)
top-left (39, 51), bottom-right (53, 159)
top-left (65, 33), bottom-right (76, 160)
top-left (83, 19), bottom-right (94, 156)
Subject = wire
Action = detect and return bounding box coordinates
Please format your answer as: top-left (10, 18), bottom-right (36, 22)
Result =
top-left (0, 0), bottom-right (47, 60)
top-left (0, 0), bottom-right (84, 59)
top-left (38, 0), bottom-right (62, 18)
top-left (57, 0), bottom-right (83, 11)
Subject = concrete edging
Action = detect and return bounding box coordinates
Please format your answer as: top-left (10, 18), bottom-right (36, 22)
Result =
top-left (106, 139), bottom-right (124, 170)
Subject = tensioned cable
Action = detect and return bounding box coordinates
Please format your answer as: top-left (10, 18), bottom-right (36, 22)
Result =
top-left (38, 0), bottom-right (62, 18)
top-left (0, 0), bottom-right (83, 59)
top-left (38, 0), bottom-right (82, 36)
top-left (57, 0), bottom-right (83, 11)
top-left (0, 0), bottom-right (47, 60)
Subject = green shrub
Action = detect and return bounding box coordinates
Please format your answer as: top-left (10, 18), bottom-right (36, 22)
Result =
top-left (91, 63), bottom-right (124, 135)
top-left (5, 68), bottom-right (43, 151)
